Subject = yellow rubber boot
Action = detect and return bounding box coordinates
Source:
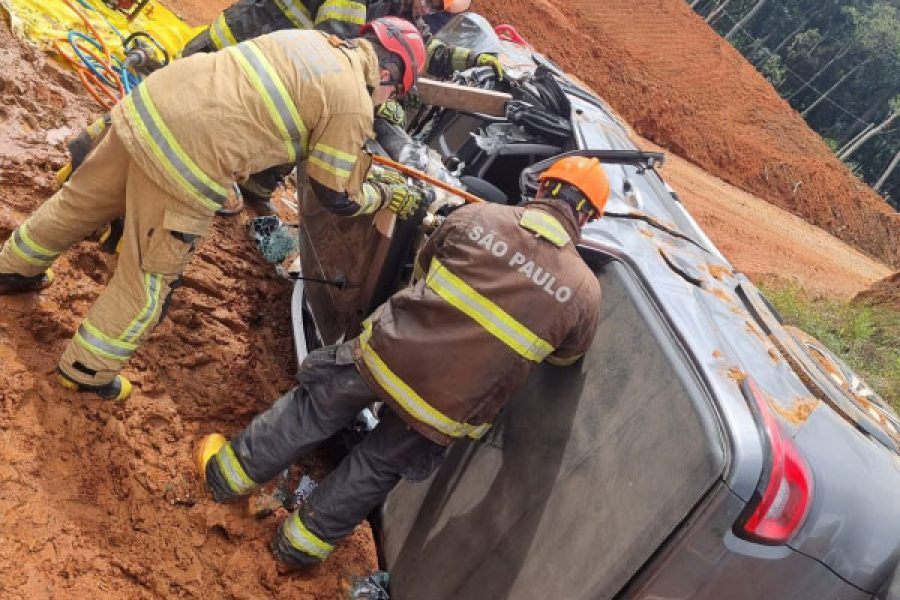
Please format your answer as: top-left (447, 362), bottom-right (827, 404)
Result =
top-left (57, 371), bottom-right (132, 401)
top-left (195, 433), bottom-right (227, 488)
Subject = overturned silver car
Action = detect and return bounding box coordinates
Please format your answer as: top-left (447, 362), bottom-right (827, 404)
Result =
top-left (291, 15), bottom-right (900, 600)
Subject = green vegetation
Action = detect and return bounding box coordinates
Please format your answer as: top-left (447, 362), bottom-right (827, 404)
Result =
top-left (760, 281), bottom-right (900, 412)
top-left (689, 0), bottom-right (900, 209)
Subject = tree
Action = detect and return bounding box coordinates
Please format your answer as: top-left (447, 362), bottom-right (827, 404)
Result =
top-left (838, 96), bottom-right (900, 160)
top-left (706, 0), bottom-right (735, 24)
top-left (770, 16), bottom-right (812, 57)
top-left (787, 45), bottom-right (852, 101)
top-left (801, 61), bottom-right (868, 117)
top-left (688, 0), bottom-right (900, 200)
top-left (725, 0), bottom-right (770, 41)
top-left (873, 146), bottom-right (900, 192)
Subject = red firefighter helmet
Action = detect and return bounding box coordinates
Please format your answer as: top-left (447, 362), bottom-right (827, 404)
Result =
top-left (361, 17), bottom-right (427, 96)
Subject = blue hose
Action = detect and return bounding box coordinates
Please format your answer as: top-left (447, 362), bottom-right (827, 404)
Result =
top-left (67, 31), bottom-right (118, 88)
top-left (65, 2), bottom-right (144, 98)
top-left (74, 0), bottom-right (127, 43)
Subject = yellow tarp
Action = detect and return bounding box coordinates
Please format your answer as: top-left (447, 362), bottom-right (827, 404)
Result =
top-left (1, 0), bottom-right (200, 63)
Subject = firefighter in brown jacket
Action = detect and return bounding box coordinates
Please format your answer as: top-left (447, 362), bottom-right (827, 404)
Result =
top-left (0, 17), bottom-right (428, 401)
top-left (195, 155), bottom-right (609, 571)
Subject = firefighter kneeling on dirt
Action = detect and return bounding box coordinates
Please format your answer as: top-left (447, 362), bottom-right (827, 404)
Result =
top-left (0, 17), bottom-right (429, 401)
top-left (195, 155), bottom-right (609, 572)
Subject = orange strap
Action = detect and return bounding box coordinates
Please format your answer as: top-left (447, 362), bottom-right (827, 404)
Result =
top-left (371, 154), bottom-right (484, 204)
top-left (54, 0), bottom-right (126, 109)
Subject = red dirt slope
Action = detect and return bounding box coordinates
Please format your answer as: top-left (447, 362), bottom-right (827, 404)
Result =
top-left (479, 0), bottom-right (900, 268)
top-left (0, 21), bottom-right (375, 599)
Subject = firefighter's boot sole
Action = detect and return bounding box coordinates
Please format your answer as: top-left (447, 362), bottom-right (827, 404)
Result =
top-left (0, 269), bottom-right (55, 295)
top-left (57, 371), bottom-right (132, 401)
top-left (195, 433), bottom-right (227, 490)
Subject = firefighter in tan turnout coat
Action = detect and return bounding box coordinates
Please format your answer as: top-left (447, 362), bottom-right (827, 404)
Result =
top-left (0, 18), bottom-right (428, 400)
top-left (195, 155), bottom-right (610, 571)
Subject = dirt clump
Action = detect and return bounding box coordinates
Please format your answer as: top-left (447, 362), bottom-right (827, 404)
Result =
top-left (160, 0), bottom-right (232, 26)
top-left (479, 0), bottom-right (899, 268)
top-left (855, 272), bottom-right (900, 311)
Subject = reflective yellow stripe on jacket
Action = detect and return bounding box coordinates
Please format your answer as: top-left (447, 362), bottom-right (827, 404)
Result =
top-left (123, 85), bottom-right (229, 211)
top-left (359, 321), bottom-right (492, 440)
top-left (274, 0), bottom-right (314, 29)
top-left (314, 0), bottom-right (366, 27)
top-left (282, 513), bottom-right (334, 560)
top-left (426, 257), bottom-right (555, 362)
top-left (519, 209), bottom-right (571, 247)
top-left (227, 41), bottom-right (308, 162)
top-left (353, 182), bottom-right (383, 216)
top-left (209, 12), bottom-right (237, 49)
top-left (309, 144), bottom-right (356, 180)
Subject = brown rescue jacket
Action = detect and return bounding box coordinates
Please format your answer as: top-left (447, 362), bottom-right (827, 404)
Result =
top-left (354, 197), bottom-right (602, 445)
top-left (112, 29), bottom-right (378, 233)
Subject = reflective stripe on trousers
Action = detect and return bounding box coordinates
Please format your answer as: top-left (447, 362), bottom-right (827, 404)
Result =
top-left (214, 442), bottom-right (259, 495)
top-left (308, 144), bottom-right (355, 179)
top-left (122, 85), bottom-right (229, 212)
top-left (227, 41), bottom-right (307, 162)
top-left (74, 319), bottom-right (138, 362)
top-left (122, 272), bottom-right (165, 342)
top-left (281, 512), bottom-right (334, 560)
top-left (273, 0), bottom-right (314, 28)
top-left (6, 224), bottom-right (60, 267)
top-left (426, 257), bottom-right (555, 362)
top-left (71, 271), bottom-right (164, 364)
top-left (358, 321), bottom-right (491, 440)
top-left (209, 12), bottom-right (237, 50)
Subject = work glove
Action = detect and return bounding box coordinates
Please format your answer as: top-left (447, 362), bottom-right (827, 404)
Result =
top-left (382, 182), bottom-right (424, 221)
top-left (401, 89), bottom-right (422, 111)
top-left (476, 53), bottom-right (504, 80)
top-left (366, 165), bottom-right (407, 187)
top-left (376, 99), bottom-right (406, 126)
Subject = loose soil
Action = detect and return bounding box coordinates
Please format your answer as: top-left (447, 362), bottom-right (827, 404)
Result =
top-left (0, 17), bottom-right (374, 600)
top-left (0, 0), bottom-right (896, 598)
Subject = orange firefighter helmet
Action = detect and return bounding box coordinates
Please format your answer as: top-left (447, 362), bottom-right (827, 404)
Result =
top-left (538, 156), bottom-right (610, 219)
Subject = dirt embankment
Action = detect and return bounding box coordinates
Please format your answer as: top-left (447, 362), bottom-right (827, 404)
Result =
top-left (480, 0), bottom-right (900, 269)
top-left (0, 20), bottom-right (374, 599)
top-left (855, 272), bottom-right (900, 310)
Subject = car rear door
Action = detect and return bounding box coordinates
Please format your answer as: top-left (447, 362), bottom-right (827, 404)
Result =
top-left (379, 257), bottom-right (728, 599)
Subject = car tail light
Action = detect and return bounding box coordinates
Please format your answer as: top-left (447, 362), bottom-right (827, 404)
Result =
top-left (735, 377), bottom-right (814, 544)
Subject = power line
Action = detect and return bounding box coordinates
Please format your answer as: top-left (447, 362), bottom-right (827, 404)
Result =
top-left (716, 9), bottom-right (873, 128)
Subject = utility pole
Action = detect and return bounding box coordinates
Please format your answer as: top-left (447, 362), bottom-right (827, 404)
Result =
top-left (874, 147), bottom-right (900, 192)
top-left (725, 0), bottom-right (770, 40)
top-left (801, 62), bottom-right (865, 117)
top-left (839, 109), bottom-right (897, 160)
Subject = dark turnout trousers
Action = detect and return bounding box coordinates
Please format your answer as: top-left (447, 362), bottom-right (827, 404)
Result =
top-left (205, 343), bottom-right (446, 567)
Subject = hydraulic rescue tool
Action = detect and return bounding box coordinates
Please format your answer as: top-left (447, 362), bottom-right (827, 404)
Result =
top-left (371, 155), bottom-right (484, 204)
